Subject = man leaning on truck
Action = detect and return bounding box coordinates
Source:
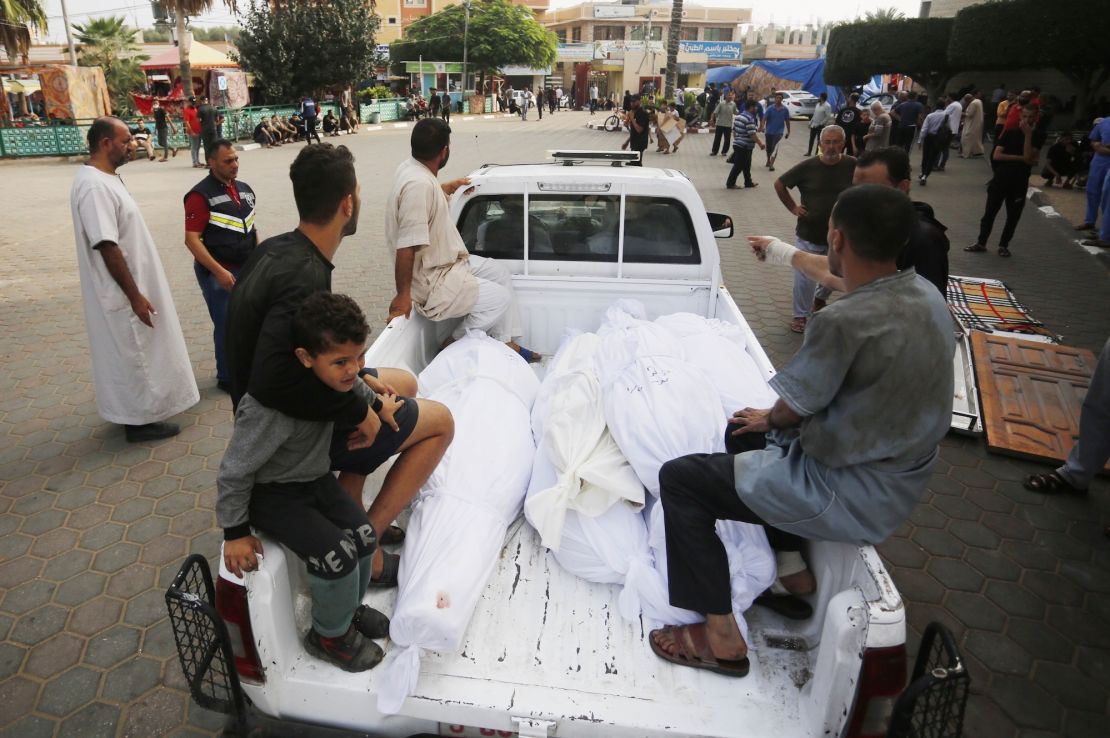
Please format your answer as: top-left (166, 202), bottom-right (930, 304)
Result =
top-left (650, 185), bottom-right (955, 678)
top-left (385, 118), bottom-right (541, 362)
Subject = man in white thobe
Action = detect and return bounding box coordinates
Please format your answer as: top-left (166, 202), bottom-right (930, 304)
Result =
top-left (385, 118), bottom-right (538, 362)
top-left (71, 117), bottom-right (199, 442)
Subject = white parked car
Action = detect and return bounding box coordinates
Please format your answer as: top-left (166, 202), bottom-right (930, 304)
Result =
top-left (860, 92), bottom-right (896, 114)
top-left (764, 90), bottom-right (820, 118)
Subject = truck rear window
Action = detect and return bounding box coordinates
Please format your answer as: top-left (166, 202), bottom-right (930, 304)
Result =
top-left (457, 194), bottom-right (700, 264)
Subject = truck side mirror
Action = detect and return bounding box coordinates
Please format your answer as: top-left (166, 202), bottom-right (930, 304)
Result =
top-left (707, 212), bottom-right (733, 238)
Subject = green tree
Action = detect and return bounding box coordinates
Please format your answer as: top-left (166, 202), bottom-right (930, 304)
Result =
top-left (73, 16), bottom-right (149, 115)
top-left (862, 8), bottom-right (905, 23)
top-left (948, 0), bottom-right (1106, 121)
top-left (234, 0), bottom-right (380, 102)
top-left (391, 0), bottom-right (557, 89)
top-left (664, 0), bottom-right (682, 99)
top-left (825, 18), bottom-right (956, 104)
top-left (0, 0), bottom-right (48, 58)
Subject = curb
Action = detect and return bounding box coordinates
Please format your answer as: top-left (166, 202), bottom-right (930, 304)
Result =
top-left (585, 121), bottom-right (711, 133)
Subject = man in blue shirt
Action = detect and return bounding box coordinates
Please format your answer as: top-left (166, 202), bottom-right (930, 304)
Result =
top-left (1078, 116), bottom-right (1110, 248)
top-left (763, 93), bottom-right (791, 171)
top-left (726, 100), bottom-right (766, 189)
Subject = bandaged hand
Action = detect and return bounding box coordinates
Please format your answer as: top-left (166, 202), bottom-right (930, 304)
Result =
top-left (748, 236), bottom-right (798, 267)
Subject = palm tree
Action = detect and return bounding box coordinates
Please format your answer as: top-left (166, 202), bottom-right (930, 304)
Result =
top-left (863, 8), bottom-right (905, 23)
top-left (665, 0), bottom-right (682, 100)
top-left (73, 16), bottom-right (149, 113)
top-left (0, 0), bottom-right (48, 59)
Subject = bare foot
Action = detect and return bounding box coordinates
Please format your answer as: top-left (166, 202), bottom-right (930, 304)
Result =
top-left (650, 615), bottom-right (748, 662)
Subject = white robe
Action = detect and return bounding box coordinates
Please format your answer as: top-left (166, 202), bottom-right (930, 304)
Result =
top-left (70, 165), bottom-right (199, 425)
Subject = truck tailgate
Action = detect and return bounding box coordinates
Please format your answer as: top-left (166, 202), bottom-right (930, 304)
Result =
top-left (357, 521), bottom-right (812, 737)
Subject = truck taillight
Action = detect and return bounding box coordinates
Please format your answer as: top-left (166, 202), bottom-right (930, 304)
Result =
top-left (845, 645), bottom-right (907, 738)
top-left (215, 576), bottom-right (265, 684)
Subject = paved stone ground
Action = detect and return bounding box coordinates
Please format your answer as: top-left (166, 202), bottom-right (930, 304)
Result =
top-left (0, 111), bottom-right (1108, 737)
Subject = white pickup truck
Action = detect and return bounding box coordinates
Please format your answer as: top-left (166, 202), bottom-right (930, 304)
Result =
top-left (179, 152), bottom-right (916, 738)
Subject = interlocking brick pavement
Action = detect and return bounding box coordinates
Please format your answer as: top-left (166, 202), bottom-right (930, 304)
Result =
top-left (0, 111), bottom-right (1108, 737)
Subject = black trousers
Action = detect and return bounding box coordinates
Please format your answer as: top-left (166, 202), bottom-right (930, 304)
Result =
top-left (711, 125), bottom-right (731, 155)
top-left (725, 145), bottom-right (754, 187)
top-left (898, 126), bottom-right (917, 152)
top-left (921, 134), bottom-right (940, 178)
top-left (658, 431), bottom-right (804, 616)
top-left (806, 125), bottom-right (823, 155)
top-left (977, 178), bottom-right (1028, 249)
top-left (248, 475), bottom-right (376, 580)
top-left (304, 116), bottom-right (321, 144)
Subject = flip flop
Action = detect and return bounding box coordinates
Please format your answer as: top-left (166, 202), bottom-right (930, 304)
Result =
top-left (754, 591), bottom-right (814, 620)
top-left (367, 551), bottom-right (400, 589)
top-left (379, 524), bottom-right (406, 546)
top-left (1023, 471), bottom-right (1086, 496)
top-left (997, 247), bottom-right (1011, 258)
top-left (352, 605), bottom-right (390, 640)
top-left (648, 623), bottom-right (750, 678)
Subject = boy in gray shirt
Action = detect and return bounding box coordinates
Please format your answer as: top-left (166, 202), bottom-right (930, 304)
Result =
top-left (217, 293), bottom-right (398, 672)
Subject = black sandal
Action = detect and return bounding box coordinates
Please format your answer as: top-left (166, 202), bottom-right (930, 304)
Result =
top-left (367, 551), bottom-right (400, 589)
top-left (352, 605), bottom-right (390, 639)
top-left (964, 243), bottom-right (987, 253)
top-left (379, 524), bottom-right (406, 546)
top-left (1023, 471), bottom-right (1085, 496)
top-left (997, 246), bottom-right (1011, 258)
top-left (753, 591), bottom-right (813, 620)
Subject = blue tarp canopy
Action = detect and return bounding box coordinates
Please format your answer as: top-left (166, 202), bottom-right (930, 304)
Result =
top-left (705, 59), bottom-right (846, 110)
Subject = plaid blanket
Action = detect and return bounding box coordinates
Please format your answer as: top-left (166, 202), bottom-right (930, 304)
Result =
top-left (946, 276), bottom-right (1059, 341)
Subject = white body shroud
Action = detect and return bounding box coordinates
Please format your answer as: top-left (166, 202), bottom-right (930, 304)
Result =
top-left (378, 334), bottom-right (539, 715)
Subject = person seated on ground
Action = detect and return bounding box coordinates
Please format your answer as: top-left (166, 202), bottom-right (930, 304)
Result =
top-left (753, 146), bottom-right (950, 297)
top-left (253, 120), bottom-right (277, 148)
top-left (289, 112), bottom-right (305, 140)
top-left (130, 118), bottom-right (156, 161)
top-left (267, 116), bottom-right (288, 144)
top-left (218, 292), bottom-right (395, 673)
top-left (226, 143), bottom-right (454, 596)
top-left (385, 118), bottom-right (540, 362)
top-left (650, 185), bottom-right (954, 678)
top-left (323, 110), bottom-right (340, 136)
top-left (1042, 134), bottom-right (1078, 188)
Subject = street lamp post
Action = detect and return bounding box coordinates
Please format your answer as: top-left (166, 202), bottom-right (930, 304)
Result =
top-left (462, 0), bottom-right (471, 93)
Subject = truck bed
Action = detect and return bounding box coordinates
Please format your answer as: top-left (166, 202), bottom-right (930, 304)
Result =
top-left (237, 279), bottom-right (895, 737)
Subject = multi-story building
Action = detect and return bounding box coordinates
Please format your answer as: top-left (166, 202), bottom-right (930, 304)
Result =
top-left (541, 1), bottom-right (751, 103)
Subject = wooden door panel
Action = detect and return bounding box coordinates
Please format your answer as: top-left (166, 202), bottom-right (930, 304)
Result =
top-left (972, 333), bottom-right (1100, 466)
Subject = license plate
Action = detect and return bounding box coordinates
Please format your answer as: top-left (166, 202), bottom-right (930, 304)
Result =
top-left (438, 724), bottom-right (518, 737)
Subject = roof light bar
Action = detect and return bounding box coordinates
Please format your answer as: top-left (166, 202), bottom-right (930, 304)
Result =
top-left (548, 150), bottom-right (642, 166)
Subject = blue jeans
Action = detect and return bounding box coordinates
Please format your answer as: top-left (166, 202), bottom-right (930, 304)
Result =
top-left (194, 261), bottom-right (240, 384)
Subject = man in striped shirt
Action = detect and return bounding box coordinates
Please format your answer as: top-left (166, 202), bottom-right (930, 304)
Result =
top-left (726, 100), bottom-right (765, 189)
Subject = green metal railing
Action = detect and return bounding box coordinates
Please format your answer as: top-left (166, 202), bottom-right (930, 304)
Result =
top-left (0, 96), bottom-right (501, 157)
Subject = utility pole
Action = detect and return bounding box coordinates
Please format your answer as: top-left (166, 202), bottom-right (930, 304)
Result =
top-left (60, 0), bottom-right (78, 66)
top-left (462, 0), bottom-right (471, 92)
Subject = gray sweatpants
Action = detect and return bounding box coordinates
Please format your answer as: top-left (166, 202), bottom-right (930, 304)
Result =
top-left (792, 237), bottom-right (828, 319)
top-left (1058, 338), bottom-right (1110, 490)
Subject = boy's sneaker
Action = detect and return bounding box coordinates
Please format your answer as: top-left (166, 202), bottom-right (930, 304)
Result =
top-left (352, 605), bottom-right (390, 640)
top-left (304, 625), bottom-right (383, 672)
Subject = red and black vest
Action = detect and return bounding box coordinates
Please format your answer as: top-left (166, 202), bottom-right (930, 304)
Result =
top-left (186, 174), bottom-right (257, 265)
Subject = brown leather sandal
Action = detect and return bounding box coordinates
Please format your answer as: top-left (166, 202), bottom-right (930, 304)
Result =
top-left (649, 623), bottom-right (750, 677)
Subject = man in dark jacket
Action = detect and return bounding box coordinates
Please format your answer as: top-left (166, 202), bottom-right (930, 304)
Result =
top-left (225, 143), bottom-right (453, 584)
top-left (184, 139), bottom-right (258, 392)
